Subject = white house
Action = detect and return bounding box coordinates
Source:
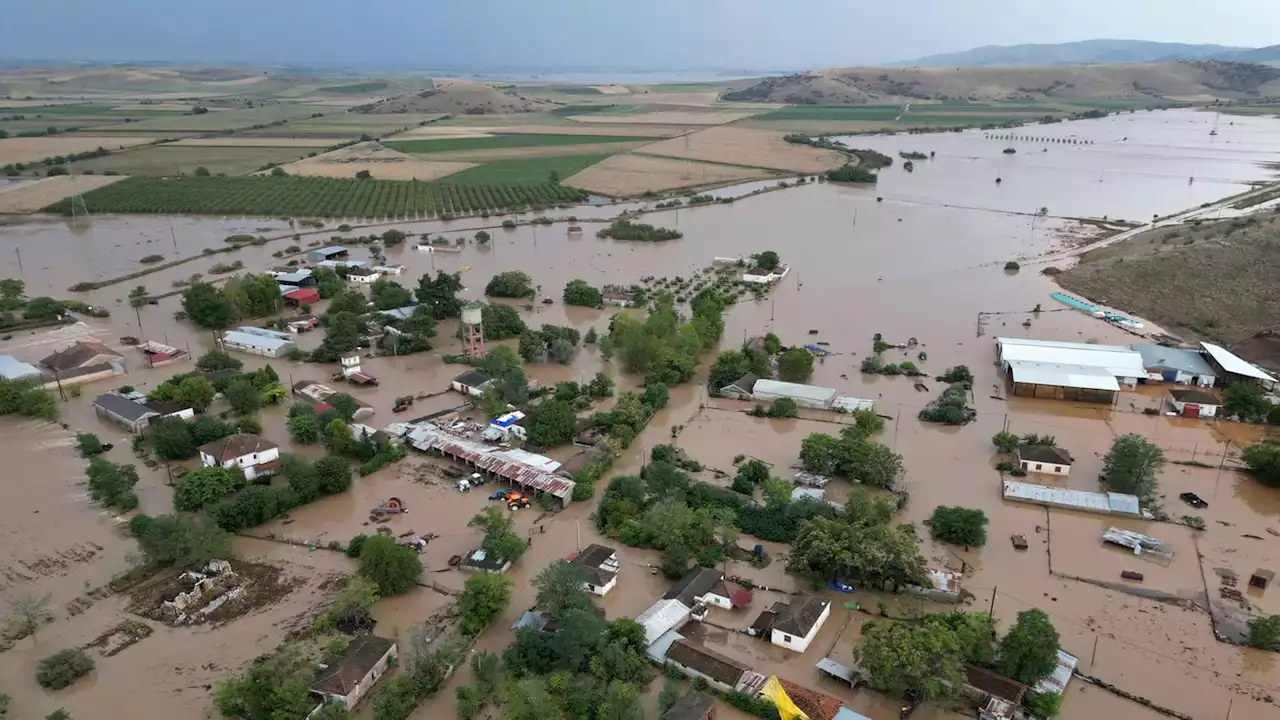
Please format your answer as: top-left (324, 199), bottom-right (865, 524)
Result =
top-left (488, 410), bottom-right (528, 440)
top-left (346, 267), bottom-right (383, 284)
top-left (740, 265), bottom-right (790, 285)
top-left (451, 370), bottom-right (494, 398)
top-left (198, 434), bottom-right (281, 480)
top-left (1169, 388), bottom-right (1221, 419)
top-left (571, 544), bottom-right (620, 595)
top-left (768, 596), bottom-right (830, 653)
top-left (309, 634), bottom-right (397, 710)
top-left (1015, 445), bottom-right (1074, 476)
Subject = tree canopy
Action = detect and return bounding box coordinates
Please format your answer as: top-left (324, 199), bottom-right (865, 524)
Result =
top-left (1101, 434), bottom-right (1164, 500)
top-left (858, 619), bottom-right (962, 701)
top-left (458, 572), bottom-right (514, 636)
top-left (999, 609), bottom-right (1060, 685)
top-left (486, 271), bottom-right (536, 298)
top-left (777, 347), bottom-right (814, 382)
top-left (358, 534), bottom-right (423, 596)
top-left (799, 427), bottom-right (903, 488)
top-left (563, 279), bottom-right (602, 307)
top-left (1243, 441), bottom-right (1280, 488)
top-left (929, 506), bottom-right (988, 548)
top-left (524, 398), bottom-right (577, 448)
top-left (173, 466), bottom-right (242, 512)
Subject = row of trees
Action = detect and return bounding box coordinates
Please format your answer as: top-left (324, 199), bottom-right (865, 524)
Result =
top-left (180, 275), bottom-right (284, 330)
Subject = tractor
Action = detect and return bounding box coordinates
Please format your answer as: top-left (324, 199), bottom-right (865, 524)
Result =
top-left (369, 497), bottom-right (407, 522)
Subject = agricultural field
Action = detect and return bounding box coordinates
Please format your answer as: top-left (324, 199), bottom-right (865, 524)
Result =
top-left (43, 174), bottom-right (587, 216)
top-left (443, 153), bottom-right (612, 185)
top-left (637, 126), bottom-right (847, 173)
top-left (0, 135), bottom-right (162, 167)
top-left (87, 103), bottom-right (330, 133)
top-left (385, 123), bottom-right (683, 140)
top-left (239, 112), bottom-right (443, 138)
top-left (171, 137), bottom-right (337, 148)
top-left (0, 174), bottom-right (126, 213)
top-left (275, 142), bottom-right (474, 181)
top-left (382, 132), bottom-right (653, 153)
top-left (570, 110), bottom-right (759, 125)
top-left (564, 152), bottom-right (774, 197)
top-left (316, 80), bottom-right (390, 94)
top-left (65, 144), bottom-right (313, 176)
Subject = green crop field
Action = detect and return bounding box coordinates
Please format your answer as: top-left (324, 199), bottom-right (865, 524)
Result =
top-left (317, 81), bottom-right (389, 94)
top-left (90, 104), bottom-right (329, 133)
top-left (444, 154), bottom-right (612, 186)
top-left (67, 145), bottom-right (312, 176)
top-left (0, 103), bottom-right (183, 116)
top-left (44, 175), bottom-right (588, 217)
top-left (385, 133), bottom-right (650, 154)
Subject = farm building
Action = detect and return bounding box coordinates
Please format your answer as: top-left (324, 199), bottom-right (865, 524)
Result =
top-left (346, 267), bottom-right (383, 284)
top-left (283, 287), bottom-right (320, 307)
top-left (0, 355), bottom-right (42, 381)
top-left (1002, 480), bottom-right (1142, 518)
top-left (377, 304), bottom-right (421, 321)
top-left (767, 595), bottom-right (830, 653)
top-left (272, 269), bottom-right (315, 287)
top-left (93, 393), bottom-right (160, 433)
top-left (220, 330), bottom-right (296, 358)
top-left (485, 410), bottom-right (527, 441)
top-left (718, 372), bottom-right (759, 399)
top-left (997, 338), bottom-right (1144, 403)
top-left (1131, 344), bottom-right (1216, 387)
top-left (292, 380), bottom-right (375, 420)
top-left (571, 544), bottom-right (620, 595)
top-left (1016, 445), bottom-right (1074, 476)
top-left (317, 259), bottom-right (366, 270)
top-left (405, 423), bottom-right (575, 505)
top-left (751, 379), bottom-right (838, 409)
top-left (308, 246), bottom-right (349, 263)
top-left (1200, 342), bottom-right (1278, 391)
top-left (1169, 388), bottom-right (1222, 418)
top-left (309, 634), bottom-right (396, 710)
top-left (451, 370), bottom-right (494, 398)
top-left (637, 599), bottom-right (693, 646)
top-left (740, 265), bottom-right (789, 284)
top-left (39, 341), bottom-right (123, 373)
top-left (199, 434), bottom-right (281, 480)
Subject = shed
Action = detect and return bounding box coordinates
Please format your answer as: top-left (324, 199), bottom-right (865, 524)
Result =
top-left (273, 270), bottom-right (315, 286)
top-left (40, 341), bottom-right (123, 373)
top-left (459, 548), bottom-right (511, 574)
top-left (1016, 445), bottom-right (1074, 475)
top-left (309, 634), bottom-right (397, 710)
top-left (93, 393), bottom-right (158, 432)
top-left (1132, 344), bottom-right (1216, 386)
top-left (1169, 388), bottom-right (1222, 418)
top-left (1002, 480), bottom-right (1141, 517)
top-left (0, 355), bottom-right (42, 381)
top-left (662, 691), bottom-right (716, 720)
top-left (1250, 568), bottom-right (1274, 590)
top-left (1007, 360), bottom-right (1119, 403)
top-left (1201, 341), bottom-right (1277, 390)
top-left (221, 330), bottom-right (296, 358)
top-left (751, 379), bottom-right (838, 409)
top-left (283, 287), bottom-right (320, 306)
top-left (308, 246), bottom-right (349, 263)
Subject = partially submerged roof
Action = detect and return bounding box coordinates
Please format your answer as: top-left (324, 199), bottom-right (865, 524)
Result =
top-left (1132, 344), bottom-right (1216, 377)
top-left (452, 370), bottom-right (493, 387)
top-left (1034, 650), bottom-right (1078, 696)
top-left (1008, 360), bottom-right (1120, 392)
top-left (662, 691), bottom-right (716, 720)
top-left (92, 393), bottom-right (155, 422)
top-left (199, 433), bottom-right (279, 462)
top-left (0, 355), bottom-right (42, 381)
top-left (310, 245), bottom-right (348, 258)
top-left (665, 639), bottom-right (747, 686)
top-left (1169, 388), bottom-right (1221, 405)
top-left (40, 341), bottom-right (122, 372)
top-left (222, 330), bottom-right (294, 352)
top-left (663, 567), bottom-right (725, 607)
top-left (408, 424), bottom-right (575, 500)
top-left (1201, 342), bottom-right (1277, 383)
top-left (752, 379), bottom-right (838, 404)
top-left (310, 634), bottom-right (395, 697)
top-left (636, 598), bottom-right (691, 645)
top-left (572, 544), bottom-right (619, 586)
top-left (720, 371), bottom-right (759, 394)
top-left (966, 665), bottom-right (1027, 703)
top-left (1003, 480), bottom-right (1140, 517)
top-left (771, 595), bottom-right (829, 637)
top-left (997, 337), bottom-right (1145, 378)
top-left (378, 304), bottom-right (421, 320)
top-left (1016, 444), bottom-right (1074, 465)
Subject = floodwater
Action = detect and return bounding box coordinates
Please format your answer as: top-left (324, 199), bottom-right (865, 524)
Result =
top-left (3, 107), bottom-right (1280, 719)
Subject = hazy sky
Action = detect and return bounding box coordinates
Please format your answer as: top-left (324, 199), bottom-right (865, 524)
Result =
top-left (2, 0), bottom-right (1276, 70)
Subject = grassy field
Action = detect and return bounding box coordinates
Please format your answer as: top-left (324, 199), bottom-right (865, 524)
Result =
top-left (317, 81), bottom-right (389, 94)
top-left (67, 145), bottom-right (312, 176)
top-left (43, 174), bottom-right (587, 216)
top-left (89, 104), bottom-right (329, 133)
top-left (384, 133), bottom-right (651, 153)
top-left (444, 154), bottom-right (612, 185)
top-left (549, 104), bottom-right (643, 117)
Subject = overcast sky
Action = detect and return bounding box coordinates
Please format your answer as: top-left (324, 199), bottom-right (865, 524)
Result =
top-left (2, 0), bottom-right (1276, 70)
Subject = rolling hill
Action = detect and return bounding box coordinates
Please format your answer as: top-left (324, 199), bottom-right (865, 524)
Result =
top-left (722, 61), bottom-right (1280, 105)
top-left (893, 40), bottom-right (1248, 68)
top-left (355, 78), bottom-right (553, 115)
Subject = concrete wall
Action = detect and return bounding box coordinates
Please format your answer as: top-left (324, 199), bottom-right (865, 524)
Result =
top-left (1020, 460), bottom-right (1070, 476)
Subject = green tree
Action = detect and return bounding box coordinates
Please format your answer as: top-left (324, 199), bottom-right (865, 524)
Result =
top-left (312, 702), bottom-right (351, 720)
top-left (754, 250), bottom-right (781, 271)
top-left (548, 338), bottom-right (575, 364)
top-left (777, 347), bottom-right (814, 382)
top-left (525, 398), bottom-right (576, 447)
top-left (708, 349), bottom-right (751, 391)
top-left (75, 432), bottom-right (104, 457)
top-left (313, 267), bottom-right (344, 299)
top-left (790, 516), bottom-right (927, 590)
top-left (1024, 692), bottom-right (1062, 718)
top-left (216, 647), bottom-right (313, 720)
top-left (22, 296), bottom-right (63, 320)
top-left (358, 534), bottom-right (423, 595)
top-left (456, 685), bottom-right (481, 720)
top-left (858, 620), bottom-right (962, 701)
top-left (768, 397), bottom-right (798, 418)
top-left (992, 430), bottom-right (1020, 453)
top-left (929, 506), bottom-right (988, 548)
top-left (534, 561), bottom-right (592, 620)
top-left (563, 279), bottom-right (603, 307)
top-left (925, 612), bottom-right (998, 666)
top-left (35, 649), bottom-right (95, 690)
top-left (129, 513), bottom-right (231, 567)
top-left (314, 455), bottom-right (353, 494)
top-left (181, 282), bottom-right (237, 329)
top-left (1225, 382), bottom-right (1272, 422)
top-left (1101, 434), bottom-right (1164, 500)
top-left (0, 278), bottom-right (24, 299)
top-left (999, 609), bottom-right (1060, 685)
top-left (174, 376), bottom-right (216, 411)
top-left (518, 331), bottom-right (545, 362)
top-left (414, 270), bottom-right (464, 318)
top-left (1243, 441), bottom-right (1280, 488)
top-left (470, 650), bottom-right (504, 695)
top-left (371, 676), bottom-right (416, 720)
top-left (761, 476), bottom-right (794, 510)
top-left (195, 349), bottom-right (243, 372)
top-left (587, 371), bottom-right (614, 398)
top-left (479, 303), bottom-right (526, 340)
top-left (370, 278), bottom-right (414, 310)
top-left (381, 229), bottom-right (407, 246)
top-left (310, 311), bottom-right (364, 362)
top-left (0, 378), bottom-right (58, 420)
top-left (853, 408), bottom-right (884, 432)
top-left (322, 418), bottom-right (354, 455)
top-left (1247, 615), bottom-right (1280, 650)
top-left (458, 572), bottom-right (514, 636)
top-left (224, 376), bottom-right (261, 415)
top-left (485, 270), bottom-right (535, 298)
top-left (469, 505), bottom-right (525, 562)
top-left (173, 466), bottom-right (241, 512)
top-left (85, 458), bottom-right (140, 510)
top-left (287, 405), bottom-right (321, 443)
top-left (193, 166), bottom-right (211, 176)
top-left (3, 592), bottom-right (53, 643)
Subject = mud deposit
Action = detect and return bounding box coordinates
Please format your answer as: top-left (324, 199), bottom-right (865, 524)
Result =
top-left (2, 108), bottom-right (1280, 719)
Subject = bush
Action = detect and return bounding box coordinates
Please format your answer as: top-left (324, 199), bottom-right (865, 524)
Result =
top-left (1023, 691), bottom-right (1062, 718)
top-left (767, 397), bottom-right (798, 418)
top-left (992, 431), bottom-right (1020, 453)
top-left (937, 365), bottom-right (973, 384)
top-left (347, 534), bottom-right (368, 557)
top-left (826, 164), bottom-right (877, 182)
top-left (76, 432), bottom-right (105, 457)
top-left (929, 506), bottom-right (988, 547)
top-left (358, 534), bottom-right (423, 595)
top-left (1004, 261), bottom-right (1021, 271)
top-left (36, 649), bottom-right (95, 689)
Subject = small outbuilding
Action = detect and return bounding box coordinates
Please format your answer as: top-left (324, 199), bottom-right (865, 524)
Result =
top-left (451, 370), bottom-right (494, 398)
top-left (346, 267), bottom-right (383, 284)
top-left (662, 691), bottom-right (716, 720)
top-left (1200, 341), bottom-right (1278, 391)
top-left (1250, 568), bottom-right (1274, 591)
top-left (283, 287), bottom-right (320, 307)
top-left (309, 634), bottom-right (397, 710)
top-left (459, 548), bottom-right (511, 574)
top-left (1016, 445), bottom-right (1074, 476)
top-left (93, 393), bottom-right (159, 433)
top-left (1169, 388), bottom-right (1222, 419)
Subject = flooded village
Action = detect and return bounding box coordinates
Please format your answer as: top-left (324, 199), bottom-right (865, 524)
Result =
top-left (2, 104), bottom-right (1280, 720)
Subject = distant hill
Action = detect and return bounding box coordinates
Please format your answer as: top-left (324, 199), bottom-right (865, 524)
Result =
top-left (1215, 45), bottom-right (1280, 63)
top-left (894, 40), bottom-right (1249, 68)
top-left (356, 78), bottom-right (552, 115)
top-left (722, 61), bottom-right (1280, 105)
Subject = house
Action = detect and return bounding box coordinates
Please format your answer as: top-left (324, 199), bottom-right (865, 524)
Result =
top-left (0, 355), bottom-right (42, 381)
top-left (1132, 344), bottom-right (1216, 387)
top-left (997, 337), bottom-right (1146, 403)
top-left (40, 341), bottom-right (124, 373)
top-left (965, 665), bottom-right (1027, 720)
top-left (571, 544), bottom-right (620, 595)
top-left (664, 639), bottom-right (748, 693)
top-left (451, 370), bottom-right (494, 398)
top-left (662, 691), bottom-right (716, 720)
top-left (292, 380), bottom-right (375, 420)
top-left (486, 410), bottom-right (527, 441)
top-left (768, 595), bottom-right (830, 653)
top-left (346, 267), bottom-right (383, 284)
top-left (283, 287), bottom-right (320, 307)
top-left (199, 434), bottom-right (281, 480)
top-left (220, 330), bottom-right (296, 358)
top-left (637, 599), bottom-right (693, 646)
top-left (718, 372), bottom-right (759, 400)
top-left (740, 265), bottom-right (790, 284)
top-left (1200, 342), bottom-right (1278, 391)
top-left (308, 246), bottom-right (349, 263)
top-left (602, 291), bottom-right (637, 308)
top-left (751, 379), bottom-right (838, 410)
top-left (93, 393), bottom-right (159, 432)
top-left (1169, 388), bottom-right (1222, 419)
top-left (663, 568), bottom-right (728, 608)
top-left (459, 548), bottom-right (512, 574)
top-left (1016, 445), bottom-right (1074, 476)
top-left (137, 340), bottom-right (190, 368)
top-left (144, 400), bottom-right (195, 423)
top-left (309, 634), bottom-right (397, 710)
top-left (701, 577), bottom-right (753, 610)
top-left (373, 265), bottom-right (405, 275)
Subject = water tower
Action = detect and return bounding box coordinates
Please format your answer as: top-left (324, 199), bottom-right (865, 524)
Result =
top-left (461, 302), bottom-right (485, 359)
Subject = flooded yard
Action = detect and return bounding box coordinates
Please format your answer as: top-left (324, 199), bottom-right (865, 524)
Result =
top-left (2, 107), bottom-right (1280, 719)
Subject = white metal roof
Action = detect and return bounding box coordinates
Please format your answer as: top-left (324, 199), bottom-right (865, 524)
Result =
top-left (0, 355), bottom-right (42, 381)
top-left (222, 331), bottom-right (295, 351)
top-left (997, 337), bottom-right (1145, 378)
top-left (1008, 360), bottom-right (1121, 392)
top-left (636, 599), bottom-right (691, 645)
top-left (752, 379), bottom-right (838, 403)
top-left (832, 395), bottom-right (875, 412)
top-left (1200, 342), bottom-right (1277, 383)
top-left (1002, 481), bottom-right (1141, 517)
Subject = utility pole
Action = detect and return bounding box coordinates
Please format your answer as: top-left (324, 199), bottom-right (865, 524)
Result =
top-left (14, 247), bottom-right (22, 273)
top-left (575, 519), bottom-right (581, 553)
top-left (988, 586), bottom-right (997, 621)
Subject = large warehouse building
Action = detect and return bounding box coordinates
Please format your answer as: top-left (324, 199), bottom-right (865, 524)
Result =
top-left (997, 338), bottom-right (1146, 404)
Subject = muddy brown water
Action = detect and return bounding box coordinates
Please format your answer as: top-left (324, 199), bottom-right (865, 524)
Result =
top-left (3, 108), bottom-right (1280, 719)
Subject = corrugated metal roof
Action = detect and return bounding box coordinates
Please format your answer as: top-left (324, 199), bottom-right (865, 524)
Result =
top-left (636, 599), bottom-right (691, 645)
top-left (236, 326), bottom-right (293, 340)
top-left (833, 709), bottom-right (874, 720)
top-left (1201, 342), bottom-right (1277, 383)
top-left (997, 337), bottom-right (1145, 378)
top-left (311, 246), bottom-right (348, 257)
top-left (752, 379), bottom-right (837, 404)
top-left (646, 628), bottom-right (685, 663)
top-left (378, 304), bottom-right (421, 320)
top-left (222, 331), bottom-right (294, 352)
top-left (1131, 344), bottom-right (1216, 377)
top-left (1034, 650), bottom-right (1078, 696)
top-left (832, 396), bottom-right (875, 412)
top-left (1008, 360), bottom-right (1120, 392)
top-left (0, 355), bottom-right (42, 381)
top-left (274, 270), bottom-right (313, 283)
top-left (409, 425), bottom-right (575, 499)
top-left (1002, 480), bottom-right (1141, 517)
top-left (316, 259), bottom-right (366, 269)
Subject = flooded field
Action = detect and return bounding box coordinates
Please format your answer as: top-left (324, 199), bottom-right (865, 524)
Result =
top-left (2, 107), bottom-right (1280, 719)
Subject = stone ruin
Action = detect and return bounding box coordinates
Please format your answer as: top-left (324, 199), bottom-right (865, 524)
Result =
top-left (160, 560), bottom-right (247, 625)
